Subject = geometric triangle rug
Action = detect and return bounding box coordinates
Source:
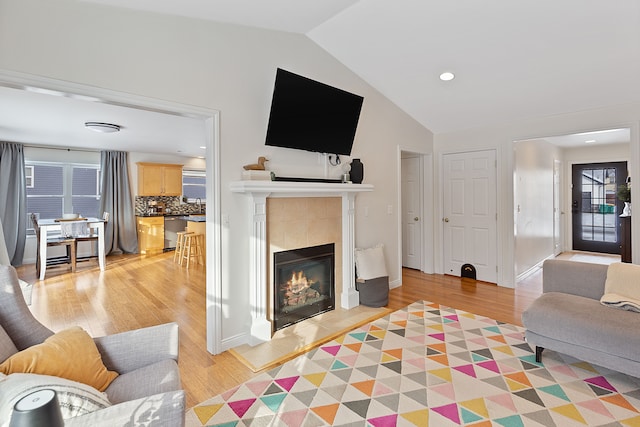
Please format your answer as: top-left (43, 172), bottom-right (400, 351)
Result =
top-left (186, 300), bottom-right (640, 426)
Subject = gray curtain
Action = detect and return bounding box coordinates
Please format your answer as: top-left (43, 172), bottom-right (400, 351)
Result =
top-left (0, 142), bottom-right (26, 266)
top-left (100, 151), bottom-right (138, 255)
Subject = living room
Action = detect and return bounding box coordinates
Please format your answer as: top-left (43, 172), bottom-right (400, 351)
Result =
top-left (2, 1), bottom-right (640, 425)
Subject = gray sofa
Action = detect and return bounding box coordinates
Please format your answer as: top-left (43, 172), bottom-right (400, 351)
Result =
top-left (522, 259), bottom-right (640, 378)
top-left (0, 264), bottom-right (185, 425)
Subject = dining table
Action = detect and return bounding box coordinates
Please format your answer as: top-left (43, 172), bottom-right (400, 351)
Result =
top-left (37, 217), bottom-right (106, 280)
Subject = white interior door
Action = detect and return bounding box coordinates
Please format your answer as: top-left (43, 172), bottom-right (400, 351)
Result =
top-left (402, 156), bottom-right (422, 269)
top-left (443, 150), bottom-right (497, 283)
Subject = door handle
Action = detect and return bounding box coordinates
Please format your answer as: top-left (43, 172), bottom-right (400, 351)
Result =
top-left (414, 217), bottom-right (419, 221)
top-left (443, 217), bottom-right (449, 223)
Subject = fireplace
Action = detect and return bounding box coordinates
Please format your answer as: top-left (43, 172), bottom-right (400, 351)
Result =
top-left (273, 243), bottom-right (335, 331)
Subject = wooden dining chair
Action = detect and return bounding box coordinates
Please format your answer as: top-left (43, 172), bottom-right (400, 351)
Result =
top-left (30, 213), bottom-right (76, 278)
top-left (75, 212), bottom-right (109, 264)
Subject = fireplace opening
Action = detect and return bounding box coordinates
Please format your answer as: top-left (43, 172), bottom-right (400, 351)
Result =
top-left (273, 243), bottom-right (335, 331)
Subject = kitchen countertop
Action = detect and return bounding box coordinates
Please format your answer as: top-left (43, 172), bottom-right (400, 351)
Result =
top-left (181, 215), bottom-right (206, 222)
top-left (137, 213), bottom-right (205, 218)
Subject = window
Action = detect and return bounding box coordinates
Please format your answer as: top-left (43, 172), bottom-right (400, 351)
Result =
top-left (182, 169), bottom-right (206, 202)
top-left (26, 162), bottom-right (101, 223)
top-left (25, 165), bottom-right (34, 188)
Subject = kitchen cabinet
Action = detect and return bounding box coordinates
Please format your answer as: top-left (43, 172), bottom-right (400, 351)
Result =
top-left (137, 162), bottom-right (183, 196)
top-left (137, 216), bottom-right (164, 254)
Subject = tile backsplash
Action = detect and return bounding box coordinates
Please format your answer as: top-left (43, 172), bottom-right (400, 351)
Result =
top-left (135, 196), bottom-right (205, 216)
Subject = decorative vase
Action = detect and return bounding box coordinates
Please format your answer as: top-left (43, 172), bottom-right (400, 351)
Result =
top-left (350, 158), bottom-right (364, 184)
top-left (621, 201), bottom-right (631, 217)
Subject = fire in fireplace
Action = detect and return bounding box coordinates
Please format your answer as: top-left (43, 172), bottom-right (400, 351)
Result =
top-left (273, 243), bottom-right (335, 331)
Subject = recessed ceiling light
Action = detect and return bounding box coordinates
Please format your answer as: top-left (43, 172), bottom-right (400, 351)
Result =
top-left (585, 140), bottom-right (596, 144)
top-left (199, 146), bottom-right (206, 150)
top-left (85, 122), bottom-right (120, 133)
top-left (439, 72), bottom-right (455, 81)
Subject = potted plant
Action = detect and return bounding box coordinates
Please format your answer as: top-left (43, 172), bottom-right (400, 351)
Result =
top-left (617, 184), bottom-right (631, 216)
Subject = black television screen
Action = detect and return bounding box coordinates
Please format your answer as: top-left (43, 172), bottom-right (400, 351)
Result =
top-left (264, 68), bottom-right (364, 156)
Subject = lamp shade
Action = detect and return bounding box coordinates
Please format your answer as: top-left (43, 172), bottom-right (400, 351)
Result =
top-left (9, 389), bottom-right (64, 427)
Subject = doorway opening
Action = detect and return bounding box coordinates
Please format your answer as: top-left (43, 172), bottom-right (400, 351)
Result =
top-left (398, 149), bottom-right (433, 275)
top-left (0, 71), bottom-right (222, 354)
top-left (514, 128), bottom-right (630, 289)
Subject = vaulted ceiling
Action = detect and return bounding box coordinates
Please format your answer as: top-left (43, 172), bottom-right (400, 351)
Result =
top-left (2, 1), bottom-right (638, 155)
top-left (80, 0), bottom-right (640, 135)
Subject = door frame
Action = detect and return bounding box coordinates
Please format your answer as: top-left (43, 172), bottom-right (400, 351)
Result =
top-left (553, 159), bottom-right (563, 256)
top-left (0, 69), bottom-right (223, 353)
top-left (397, 147), bottom-right (433, 276)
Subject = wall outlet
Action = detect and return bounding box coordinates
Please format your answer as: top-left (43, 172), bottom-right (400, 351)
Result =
top-left (387, 205), bottom-right (393, 215)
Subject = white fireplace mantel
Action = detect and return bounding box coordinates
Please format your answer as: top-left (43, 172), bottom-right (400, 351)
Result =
top-left (231, 180), bottom-right (374, 345)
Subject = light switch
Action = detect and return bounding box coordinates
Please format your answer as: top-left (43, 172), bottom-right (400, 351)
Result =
top-left (387, 205), bottom-right (393, 215)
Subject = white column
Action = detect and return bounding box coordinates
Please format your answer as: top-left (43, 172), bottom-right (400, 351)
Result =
top-left (341, 193), bottom-right (359, 308)
top-left (249, 192), bottom-right (273, 345)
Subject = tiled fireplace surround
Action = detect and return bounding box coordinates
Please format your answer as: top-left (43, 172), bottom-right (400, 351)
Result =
top-left (231, 181), bottom-right (373, 345)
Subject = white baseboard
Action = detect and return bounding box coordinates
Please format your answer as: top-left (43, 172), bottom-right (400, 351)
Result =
top-left (516, 254), bottom-right (554, 282)
top-left (220, 332), bottom-right (249, 352)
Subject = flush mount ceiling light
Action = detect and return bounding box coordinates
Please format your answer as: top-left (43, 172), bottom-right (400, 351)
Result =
top-left (439, 72), bottom-right (455, 81)
top-left (84, 122), bottom-right (120, 133)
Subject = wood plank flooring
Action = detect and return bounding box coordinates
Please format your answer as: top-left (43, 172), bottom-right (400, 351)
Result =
top-left (15, 252), bottom-right (544, 409)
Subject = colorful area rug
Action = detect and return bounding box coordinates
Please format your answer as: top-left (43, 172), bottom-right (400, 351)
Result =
top-left (186, 301), bottom-right (640, 426)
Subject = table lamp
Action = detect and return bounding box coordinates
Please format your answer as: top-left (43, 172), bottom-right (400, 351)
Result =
top-left (9, 389), bottom-right (64, 427)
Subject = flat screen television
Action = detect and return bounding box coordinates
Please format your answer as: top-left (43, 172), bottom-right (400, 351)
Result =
top-left (264, 68), bottom-right (364, 156)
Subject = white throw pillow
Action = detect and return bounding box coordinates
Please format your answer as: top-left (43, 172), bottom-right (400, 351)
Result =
top-left (0, 373), bottom-right (112, 426)
top-left (354, 244), bottom-right (388, 280)
top-left (601, 262), bottom-right (640, 312)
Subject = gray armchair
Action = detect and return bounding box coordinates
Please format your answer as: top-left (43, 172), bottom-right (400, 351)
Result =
top-left (0, 264), bottom-right (185, 426)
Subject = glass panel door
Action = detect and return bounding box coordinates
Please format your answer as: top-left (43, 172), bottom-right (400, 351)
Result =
top-left (572, 162), bottom-right (627, 254)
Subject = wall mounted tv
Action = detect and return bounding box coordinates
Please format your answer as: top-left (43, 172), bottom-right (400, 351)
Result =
top-left (264, 68), bottom-right (364, 156)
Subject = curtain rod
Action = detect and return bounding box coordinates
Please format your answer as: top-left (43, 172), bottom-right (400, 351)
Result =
top-left (23, 143), bottom-right (101, 153)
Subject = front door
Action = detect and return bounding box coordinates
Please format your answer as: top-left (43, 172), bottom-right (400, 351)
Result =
top-left (443, 150), bottom-right (497, 283)
top-left (572, 162), bottom-right (627, 254)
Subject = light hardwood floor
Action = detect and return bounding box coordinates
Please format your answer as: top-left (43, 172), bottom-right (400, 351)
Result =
top-left (15, 252), bottom-right (545, 409)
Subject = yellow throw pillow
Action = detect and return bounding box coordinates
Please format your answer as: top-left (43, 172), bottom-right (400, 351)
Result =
top-left (0, 326), bottom-right (118, 392)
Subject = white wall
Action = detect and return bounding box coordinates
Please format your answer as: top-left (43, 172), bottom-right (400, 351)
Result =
top-left (435, 106), bottom-right (640, 288)
top-left (513, 139), bottom-right (561, 278)
top-left (0, 0), bottom-right (433, 347)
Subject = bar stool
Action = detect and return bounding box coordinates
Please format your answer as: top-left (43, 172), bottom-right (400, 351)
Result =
top-left (181, 233), bottom-right (203, 268)
top-left (174, 231), bottom-right (193, 264)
